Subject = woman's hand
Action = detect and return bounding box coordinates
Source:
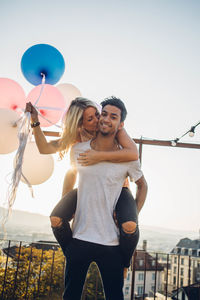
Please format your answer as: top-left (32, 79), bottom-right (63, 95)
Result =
top-left (25, 102), bottom-right (39, 122)
top-left (77, 149), bottom-right (102, 166)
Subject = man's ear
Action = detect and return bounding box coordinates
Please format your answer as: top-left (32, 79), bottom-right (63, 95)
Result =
top-left (118, 122), bottom-right (124, 130)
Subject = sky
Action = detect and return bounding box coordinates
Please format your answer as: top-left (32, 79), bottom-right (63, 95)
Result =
top-left (0, 0), bottom-right (200, 234)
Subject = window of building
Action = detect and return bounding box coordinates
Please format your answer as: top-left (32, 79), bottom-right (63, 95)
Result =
top-left (125, 286), bottom-right (129, 295)
top-left (138, 273), bottom-right (144, 281)
top-left (152, 260), bottom-right (155, 266)
top-left (173, 276), bottom-right (176, 285)
top-left (181, 258), bottom-right (184, 265)
top-left (139, 259), bottom-right (144, 266)
top-left (152, 273), bottom-right (155, 280)
top-left (127, 273), bottom-right (130, 281)
top-left (151, 285), bottom-right (155, 291)
top-left (137, 286), bottom-right (143, 295)
top-left (180, 268), bottom-right (184, 276)
top-left (192, 250), bottom-right (197, 256)
top-left (174, 256), bottom-right (177, 264)
top-left (180, 277), bottom-right (184, 286)
top-left (174, 266), bottom-right (177, 273)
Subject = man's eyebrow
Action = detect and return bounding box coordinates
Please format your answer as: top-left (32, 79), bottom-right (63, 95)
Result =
top-left (110, 113), bottom-right (119, 117)
top-left (102, 109), bottom-right (119, 117)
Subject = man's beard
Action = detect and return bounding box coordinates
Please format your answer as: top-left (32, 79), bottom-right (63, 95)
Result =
top-left (100, 131), bottom-right (109, 136)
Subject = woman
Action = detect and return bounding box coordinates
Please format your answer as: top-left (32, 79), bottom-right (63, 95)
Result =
top-left (25, 97), bottom-right (139, 276)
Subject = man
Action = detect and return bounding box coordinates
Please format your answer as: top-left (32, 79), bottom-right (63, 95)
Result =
top-left (64, 97), bottom-right (147, 300)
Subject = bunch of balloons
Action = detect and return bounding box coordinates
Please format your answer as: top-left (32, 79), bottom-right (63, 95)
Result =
top-left (0, 43), bottom-right (81, 185)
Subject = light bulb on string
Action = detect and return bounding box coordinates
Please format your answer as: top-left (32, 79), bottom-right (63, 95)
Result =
top-left (171, 138), bottom-right (179, 147)
top-left (189, 126), bottom-right (195, 137)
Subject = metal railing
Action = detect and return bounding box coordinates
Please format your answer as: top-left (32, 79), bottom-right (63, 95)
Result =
top-left (0, 239), bottom-right (199, 300)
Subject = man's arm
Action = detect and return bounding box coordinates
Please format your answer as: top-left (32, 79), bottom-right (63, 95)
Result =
top-left (62, 168), bottom-right (77, 197)
top-left (135, 175), bottom-right (148, 213)
top-left (62, 147), bottom-right (78, 197)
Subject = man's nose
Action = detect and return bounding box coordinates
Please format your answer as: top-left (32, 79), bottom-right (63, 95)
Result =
top-left (103, 115), bottom-right (110, 122)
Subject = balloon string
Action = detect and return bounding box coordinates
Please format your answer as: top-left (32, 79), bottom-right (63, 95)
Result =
top-left (36, 106), bottom-right (65, 111)
top-left (11, 74), bottom-right (46, 127)
top-left (1, 75), bottom-right (47, 235)
top-left (37, 111), bottom-right (62, 128)
top-left (2, 112), bottom-right (32, 232)
top-left (21, 173), bottom-right (34, 197)
top-left (34, 73), bottom-right (46, 106)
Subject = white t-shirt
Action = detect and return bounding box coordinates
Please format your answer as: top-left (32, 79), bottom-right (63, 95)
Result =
top-left (70, 140), bottom-right (143, 246)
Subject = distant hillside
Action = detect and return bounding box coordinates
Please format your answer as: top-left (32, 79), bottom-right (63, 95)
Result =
top-left (0, 206), bottom-right (50, 230)
top-left (138, 224), bottom-right (197, 253)
top-left (0, 207), bottom-right (197, 252)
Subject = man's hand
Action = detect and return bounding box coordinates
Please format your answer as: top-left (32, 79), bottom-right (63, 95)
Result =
top-left (77, 149), bottom-right (101, 166)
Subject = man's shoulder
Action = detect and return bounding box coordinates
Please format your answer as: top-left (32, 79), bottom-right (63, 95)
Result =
top-left (72, 140), bottom-right (91, 152)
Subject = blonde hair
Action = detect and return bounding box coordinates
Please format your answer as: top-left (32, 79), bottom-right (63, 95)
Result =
top-left (59, 97), bottom-right (98, 159)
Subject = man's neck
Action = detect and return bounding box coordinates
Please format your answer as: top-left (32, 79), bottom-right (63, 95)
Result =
top-left (91, 133), bottom-right (118, 151)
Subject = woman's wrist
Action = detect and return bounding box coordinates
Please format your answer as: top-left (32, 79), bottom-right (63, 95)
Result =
top-left (31, 117), bottom-right (39, 123)
top-left (31, 121), bottom-right (40, 128)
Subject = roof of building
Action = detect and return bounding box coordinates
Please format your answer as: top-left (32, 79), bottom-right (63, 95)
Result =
top-left (133, 250), bottom-right (164, 271)
top-left (172, 283), bottom-right (200, 300)
top-left (3, 241), bottom-right (59, 259)
top-left (177, 238), bottom-right (200, 249)
top-left (171, 238), bottom-right (200, 256)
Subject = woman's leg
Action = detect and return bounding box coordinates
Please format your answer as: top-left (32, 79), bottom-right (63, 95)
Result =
top-left (50, 189), bottom-right (77, 253)
top-left (115, 187), bottom-right (139, 269)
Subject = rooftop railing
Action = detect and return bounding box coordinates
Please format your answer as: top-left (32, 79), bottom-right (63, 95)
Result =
top-left (0, 239), bottom-right (199, 300)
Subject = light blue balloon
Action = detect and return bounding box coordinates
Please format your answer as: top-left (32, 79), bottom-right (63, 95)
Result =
top-left (21, 44), bottom-right (65, 85)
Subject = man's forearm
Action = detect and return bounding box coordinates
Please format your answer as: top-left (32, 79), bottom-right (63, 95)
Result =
top-left (135, 176), bottom-right (148, 213)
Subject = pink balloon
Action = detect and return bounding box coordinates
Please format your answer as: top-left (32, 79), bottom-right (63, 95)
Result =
top-left (0, 78), bottom-right (26, 112)
top-left (27, 84), bottom-right (66, 127)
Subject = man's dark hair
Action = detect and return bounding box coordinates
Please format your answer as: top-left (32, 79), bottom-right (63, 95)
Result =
top-left (100, 96), bottom-right (127, 122)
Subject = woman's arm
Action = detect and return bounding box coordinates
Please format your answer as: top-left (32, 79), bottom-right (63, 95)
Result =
top-left (77, 128), bottom-right (139, 165)
top-left (26, 102), bottom-right (60, 154)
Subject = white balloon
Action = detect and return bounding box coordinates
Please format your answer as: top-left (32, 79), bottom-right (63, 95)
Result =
top-left (19, 141), bottom-right (54, 185)
top-left (56, 83), bottom-right (81, 107)
top-left (0, 108), bottom-right (19, 154)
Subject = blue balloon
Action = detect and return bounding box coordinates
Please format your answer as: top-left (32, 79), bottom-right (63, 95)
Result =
top-left (21, 44), bottom-right (65, 85)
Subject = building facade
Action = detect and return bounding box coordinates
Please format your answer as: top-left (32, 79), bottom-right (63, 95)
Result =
top-left (123, 249), bottom-right (164, 299)
top-left (170, 238), bottom-right (200, 292)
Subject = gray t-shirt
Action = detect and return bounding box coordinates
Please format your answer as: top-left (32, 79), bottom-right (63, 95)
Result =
top-left (70, 140), bottom-right (143, 246)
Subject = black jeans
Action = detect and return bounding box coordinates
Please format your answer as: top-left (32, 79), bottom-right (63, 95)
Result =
top-left (50, 187), bottom-right (139, 267)
top-left (64, 238), bottom-right (124, 300)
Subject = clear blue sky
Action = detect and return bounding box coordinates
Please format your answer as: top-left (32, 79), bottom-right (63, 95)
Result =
top-left (0, 0), bottom-right (200, 233)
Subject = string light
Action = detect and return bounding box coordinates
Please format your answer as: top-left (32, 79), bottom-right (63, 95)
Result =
top-left (171, 121), bottom-right (200, 145)
top-left (189, 126), bottom-right (195, 137)
top-left (171, 139), bottom-right (179, 147)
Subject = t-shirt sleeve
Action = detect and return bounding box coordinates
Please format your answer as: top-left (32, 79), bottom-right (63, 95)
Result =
top-left (127, 160), bottom-right (143, 182)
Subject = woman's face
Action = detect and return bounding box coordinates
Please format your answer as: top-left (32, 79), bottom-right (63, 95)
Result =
top-left (82, 106), bottom-right (99, 133)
